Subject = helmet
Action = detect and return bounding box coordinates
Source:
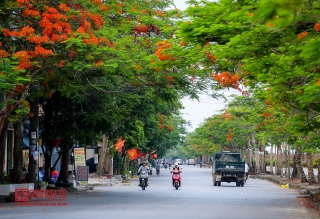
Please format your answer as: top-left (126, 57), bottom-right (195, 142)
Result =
top-left (175, 163), bottom-right (178, 166)
top-left (142, 161), bottom-right (146, 164)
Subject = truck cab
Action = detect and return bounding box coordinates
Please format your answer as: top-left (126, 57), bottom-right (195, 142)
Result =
top-left (211, 152), bottom-right (245, 187)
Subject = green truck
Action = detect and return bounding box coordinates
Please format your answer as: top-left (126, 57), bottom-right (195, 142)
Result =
top-left (211, 152), bottom-right (245, 187)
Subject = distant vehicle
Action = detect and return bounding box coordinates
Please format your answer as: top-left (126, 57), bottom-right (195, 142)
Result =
top-left (175, 159), bottom-right (182, 165)
top-left (188, 159), bottom-right (195, 165)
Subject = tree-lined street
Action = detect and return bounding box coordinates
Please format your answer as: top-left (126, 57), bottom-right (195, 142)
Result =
top-left (1, 165), bottom-right (319, 219)
top-left (1, 0), bottom-right (320, 217)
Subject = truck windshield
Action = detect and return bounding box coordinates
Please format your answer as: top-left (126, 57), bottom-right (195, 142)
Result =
top-left (215, 153), bottom-right (241, 162)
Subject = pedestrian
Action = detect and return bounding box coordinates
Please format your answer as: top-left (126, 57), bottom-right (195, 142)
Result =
top-left (245, 162), bottom-right (249, 180)
top-left (51, 168), bottom-right (59, 183)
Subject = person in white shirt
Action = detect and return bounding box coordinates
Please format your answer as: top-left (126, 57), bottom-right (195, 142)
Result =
top-left (138, 161), bottom-right (150, 186)
top-left (245, 162), bottom-right (249, 180)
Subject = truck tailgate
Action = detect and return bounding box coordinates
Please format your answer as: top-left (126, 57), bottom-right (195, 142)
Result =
top-left (215, 162), bottom-right (245, 172)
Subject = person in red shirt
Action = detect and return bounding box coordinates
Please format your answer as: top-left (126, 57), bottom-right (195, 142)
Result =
top-left (170, 163), bottom-right (182, 187)
top-left (52, 168), bottom-right (59, 183)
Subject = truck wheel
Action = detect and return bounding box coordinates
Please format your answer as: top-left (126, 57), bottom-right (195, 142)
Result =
top-left (240, 180), bottom-right (244, 187)
top-left (213, 179), bottom-right (217, 186)
top-left (236, 181), bottom-right (240, 187)
top-left (218, 181), bottom-right (221, 186)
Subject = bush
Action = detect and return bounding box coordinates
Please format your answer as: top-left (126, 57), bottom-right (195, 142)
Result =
top-left (252, 158), bottom-right (256, 165)
top-left (265, 159), bottom-right (277, 166)
top-left (282, 161), bottom-right (294, 168)
top-left (313, 159), bottom-right (320, 168)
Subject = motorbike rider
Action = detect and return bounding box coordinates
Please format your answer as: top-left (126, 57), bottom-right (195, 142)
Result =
top-left (152, 159), bottom-right (156, 168)
top-left (170, 163), bottom-right (182, 187)
top-left (138, 161), bottom-right (150, 186)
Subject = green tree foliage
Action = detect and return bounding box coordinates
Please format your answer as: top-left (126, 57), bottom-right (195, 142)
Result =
top-left (0, 0), bottom-right (207, 179)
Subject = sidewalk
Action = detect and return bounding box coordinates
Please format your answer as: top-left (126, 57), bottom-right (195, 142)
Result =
top-left (257, 174), bottom-right (320, 211)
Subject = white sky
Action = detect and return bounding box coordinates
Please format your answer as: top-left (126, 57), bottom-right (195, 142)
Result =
top-left (181, 91), bottom-right (240, 132)
top-left (172, 0), bottom-right (189, 10)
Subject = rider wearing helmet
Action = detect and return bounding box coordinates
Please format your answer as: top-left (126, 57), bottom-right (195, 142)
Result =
top-left (170, 163), bottom-right (182, 187)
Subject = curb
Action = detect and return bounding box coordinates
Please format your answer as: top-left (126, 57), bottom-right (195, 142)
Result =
top-left (257, 175), bottom-right (320, 211)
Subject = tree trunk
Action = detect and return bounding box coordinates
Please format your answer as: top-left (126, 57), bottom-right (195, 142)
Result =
top-left (43, 142), bottom-right (53, 183)
top-left (42, 98), bottom-right (54, 183)
top-left (307, 152), bottom-right (316, 185)
top-left (240, 148), bottom-right (244, 161)
top-left (318, 159), bottom-right (320, 184)
top-left (12, 121), bottom-right (23, 183)
top-left (250, 135), bottom-right (260, 174)
top-left (270, 145), bottom-right (273, 175)
top-left (28, 98), bottom-right (39, 188)
top-left (0, 107), bottom-right (10, 182)
top-left (291, 150), bottom-right (298, 178)
top-left (247, 140), bottom-right (253, 173)
top-left (96, 134), bottom-right (109, 176)
top-left (295, 146), bottom-right (308, 183)
top-left (287, 145), bottom-right (290, 179)
top-left (276, 146), bottom-right (282, 176)
top-left (260, 144), bottom-right (266, 173)
top-left (58, 137), bottom-right (70, 183)
top-left (255, 147), bottom-right (260, 174)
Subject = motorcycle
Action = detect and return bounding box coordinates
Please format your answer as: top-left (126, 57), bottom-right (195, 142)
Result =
top-left (168, 162), bottom-right (172, 168)
top-left (172, 170), bottom-right (181, 190)
top-left (139, 171), bottom-right (148, 190)
top-left (156, 165), bottom-right (160, 176)
top-left (200, 162), bottom-right (202, 168)
top-left (164, 164), bottom-right (167, 169)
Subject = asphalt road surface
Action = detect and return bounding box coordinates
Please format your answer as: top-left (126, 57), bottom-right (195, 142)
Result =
top-left (1, 165), bottom-right (319, 219)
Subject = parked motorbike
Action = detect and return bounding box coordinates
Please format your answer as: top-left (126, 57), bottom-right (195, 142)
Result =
top-left (156, 165), bottom-right (160, 176)
top-left (139, 171), bottom-right (148, 190)
top-left (172, 170), bottom-right (181, 190)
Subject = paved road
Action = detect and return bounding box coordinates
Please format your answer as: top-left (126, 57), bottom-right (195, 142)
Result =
top-left (1, 165), bottom-right (319, 219)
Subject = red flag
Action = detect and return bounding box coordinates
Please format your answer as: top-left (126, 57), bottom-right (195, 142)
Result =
top-left (115, 140), bottom-right (125, 150)
top-left (115, 136), bottom-right (125, 151)
top-left (55, 138), bottom-right (64, 147)
top-left (127, 148), bottom-right (139, 160)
